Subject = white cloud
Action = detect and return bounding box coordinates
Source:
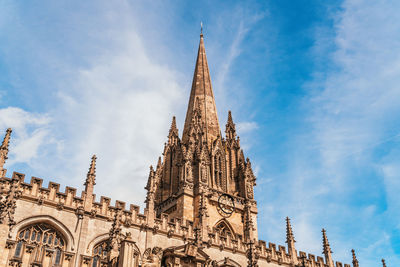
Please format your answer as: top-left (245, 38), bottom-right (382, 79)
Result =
top-left (237, 121), bottom-right (259, 133)
top-left (54, 29), bottom-right (184, 205)
top-left (0, 107), bottom-right (51, 165)
top-left (0, 2), bottom-right (185, 209)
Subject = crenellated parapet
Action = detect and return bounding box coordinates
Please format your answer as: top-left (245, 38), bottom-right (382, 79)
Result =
top-left (0, 172), bottom-right (144, 225)
top-left (0, 171), bottom-right (202, 240)
top-left (254, 241), bottom-right (351, 267)
top-left (0, 153), bottom-right (355, 267)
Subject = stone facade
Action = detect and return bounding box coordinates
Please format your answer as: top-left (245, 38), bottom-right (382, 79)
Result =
top-left (0, 33), bottom-right (362, 267)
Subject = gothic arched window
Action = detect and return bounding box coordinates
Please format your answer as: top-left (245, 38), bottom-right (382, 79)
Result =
top-left (215, 221), bottom-right (234, 239)
top-left (92, 241), bottom-right (108, 267)
top-left (14, 223), bottom-right (66, 266)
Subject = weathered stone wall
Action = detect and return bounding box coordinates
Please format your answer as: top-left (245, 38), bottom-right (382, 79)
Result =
top-left (0, 173), bottom-right (350, 267)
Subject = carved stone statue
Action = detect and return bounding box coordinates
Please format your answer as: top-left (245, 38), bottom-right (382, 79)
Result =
top-left (142, 247), bottom-right (162, 267)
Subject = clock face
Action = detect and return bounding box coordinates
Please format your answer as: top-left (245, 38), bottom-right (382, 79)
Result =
top-left (218, 194), bottom-right (235, 216)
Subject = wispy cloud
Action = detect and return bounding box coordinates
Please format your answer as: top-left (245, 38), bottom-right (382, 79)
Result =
top-left (255, 0), bottom-right (400, 266)
top-left (266, 0), bottom-right (400, 265)
top-left (0, 2), bottom-right (185, 207)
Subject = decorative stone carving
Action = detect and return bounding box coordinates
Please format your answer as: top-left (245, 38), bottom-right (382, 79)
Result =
top-left (75, 206), bottom-right (84, 220)
top-left (45, 248), bottom-right (55, 257)
top-left (200, 161), bottom-right (208, 183)
top-left (185, 161), bottom-right (193, 183)
top-left (82, 255), bottom-right (92, 264)
top-left (8, 258), bottom-right (21, 267)
top-left (246, 184), bottom-right (254, 199)
top-left (142, 247), bottom-right (162, 267)
top-left (5, 239), bottom-right (16, 249)
top-left (25, 244), bottom-right (35, 254)
top-left (57, 201), bottom-right (64, 210)
top-left (90, 209), bottom-right (97, 218)
top-left (64, 252), bottom-right (74, 261)
top-left (0, 176), bottom-right (23, 235)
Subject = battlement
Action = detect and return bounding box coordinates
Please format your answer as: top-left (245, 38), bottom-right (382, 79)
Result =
top-left (0, 171), bottom-right (352, 267)
top-left (1, 172), bottom-right (248, 254)
top-left (0, 172), bottom-right (146, 222)
top-left (255, 241), bottom-right (351, 267)
top-left (0, 172), bottom-right (201, 241)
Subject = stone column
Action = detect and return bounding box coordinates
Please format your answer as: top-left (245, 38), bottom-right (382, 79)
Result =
top-left (118, 237), bottom-right (138, 267)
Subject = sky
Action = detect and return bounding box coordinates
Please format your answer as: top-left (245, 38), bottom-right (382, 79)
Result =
top-left (1, 0), bottom-right (399, 266)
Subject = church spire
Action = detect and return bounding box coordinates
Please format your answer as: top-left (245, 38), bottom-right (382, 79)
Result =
top-left (322, 229), bottom-right (334, 267)
top-left (182, 31), bottom-right (220, 147)
top-left (382, 259), bottom-right (387, 267)
top-left (0, 128), bottom-right (12, 177)
top-left (351, 249), bottom-right (359, 267)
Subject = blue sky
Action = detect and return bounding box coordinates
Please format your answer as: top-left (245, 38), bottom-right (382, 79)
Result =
top-left (1, 1), bottom-right (400, 266)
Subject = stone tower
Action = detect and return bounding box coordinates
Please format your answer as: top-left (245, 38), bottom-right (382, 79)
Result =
top-left (151, 32), bottom-right (258, 245)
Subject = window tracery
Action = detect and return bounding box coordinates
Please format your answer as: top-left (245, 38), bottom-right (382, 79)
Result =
top-left (215, 221), bottom-right (234, 239)
top-left (13, 223), bottom-right (66, 266)
top-left (92, 241), bottom-right (108, 267)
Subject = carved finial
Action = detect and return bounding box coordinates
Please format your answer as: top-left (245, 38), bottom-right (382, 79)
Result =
top-left (83, 155), bottom-right (97, 210)
top-left (286, 217), bottom-right (295, 243)
top-left (168, 116), bottom-right (179, 145)
top-left (200, 22), bottom-right (203, 35)
top-left (156, 157), bottom-right (162, 170)
top-left (285, 217), bottom-right (298, 264)
top-left (169, 116), bottom-right (178, 135)
top-left (322, 229), bottom-right (334, 267)
top-left (88, 155), bottom-right (97, 176)
top-left (351, 249), bottom-right (359, 267)
top-left (145, 165), bottom-right (155, 192)
top-left (382, 259), bottom-right (387, 267)
top-left (85, 155), bottom-right (97, 186)
top-left (0, 128), bottom-right (12, 177)
top-left (225, 111), bottom-right (237, 141)
top-left (227, 110), bottom-right (233, 124)
top-left (1, 128), bottom-right (11, 148)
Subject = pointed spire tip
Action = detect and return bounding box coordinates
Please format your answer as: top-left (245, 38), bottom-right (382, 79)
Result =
top-left (85, 154), bottom-right (97, 187)
top-left (352, 249), bottom-right (359, 267)
top-left (88, 155), bottom-right (97, 175)
top-left (182, 29), bottom-right (220, 146)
